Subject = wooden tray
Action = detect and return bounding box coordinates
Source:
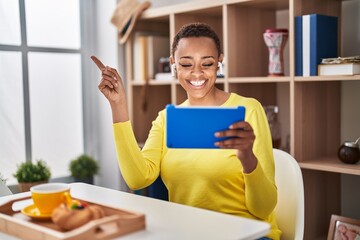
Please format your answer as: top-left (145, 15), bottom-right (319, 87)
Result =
top-left (0, 195), bottom-right (146, 240)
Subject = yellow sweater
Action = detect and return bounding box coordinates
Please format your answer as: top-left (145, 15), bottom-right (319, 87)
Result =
top-left (113, 93), bottom-right (281, 239)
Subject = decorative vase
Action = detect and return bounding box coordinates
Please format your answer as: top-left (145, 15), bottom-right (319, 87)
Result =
top-left (18, 180), bottom-right (48, 192)
top-left (337, 138), bottom-right (360, 164)
top-left (263, 29), bottom-right (288, 76)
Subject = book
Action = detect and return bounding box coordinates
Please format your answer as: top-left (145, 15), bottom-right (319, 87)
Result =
top-left (295, 16), bottom-right (303, 76)
top-left (318, 63), bottom-right (360, 76)
top-left (133, 34), bottom-right (149, 82)
top-left (321, 55), bottom-right (360, 64)
top-left (302, 14), bottom-right (338, 76)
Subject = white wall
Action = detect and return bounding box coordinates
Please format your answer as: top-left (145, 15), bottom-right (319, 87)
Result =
top-left (91, 0), bottom-right (126, 191)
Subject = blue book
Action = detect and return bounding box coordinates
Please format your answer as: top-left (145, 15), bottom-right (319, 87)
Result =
top-left (302, 14), bottom-right (338, 76)
top-left (295, 16), bottom-right (303, 76)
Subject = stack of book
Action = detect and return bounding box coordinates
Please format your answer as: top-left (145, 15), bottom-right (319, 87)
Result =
top-left (318, 56), bottom-right (360, 76)
top-left (295, 14), bottom-right (338, 76)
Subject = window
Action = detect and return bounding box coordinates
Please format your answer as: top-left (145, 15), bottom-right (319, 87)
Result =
top-left (0, 0), bottom-right (85, 183)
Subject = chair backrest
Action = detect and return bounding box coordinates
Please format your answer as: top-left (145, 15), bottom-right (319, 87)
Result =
top-left (273, 148), bottom-right (305, 240)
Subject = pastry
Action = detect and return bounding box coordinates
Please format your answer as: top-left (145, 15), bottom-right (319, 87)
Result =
top-left (51, 202), bottom-right (105, 230)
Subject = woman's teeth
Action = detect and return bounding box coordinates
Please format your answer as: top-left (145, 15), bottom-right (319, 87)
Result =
top-left (190, 80), bottom-right (205, 86)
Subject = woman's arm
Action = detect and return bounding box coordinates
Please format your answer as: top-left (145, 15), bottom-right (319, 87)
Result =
top-left (96, 61), bottom-right (161, 189)
top-left (242, 102), bottom-right (277, 219)
top-left (215, 100), bottom-right (277, 219)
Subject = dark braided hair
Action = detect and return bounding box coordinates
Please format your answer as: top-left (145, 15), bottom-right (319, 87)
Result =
top-left (171, 22), bottom-right (222, 57)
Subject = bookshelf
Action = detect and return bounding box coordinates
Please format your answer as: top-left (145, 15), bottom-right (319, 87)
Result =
top-left (122, 0), bottom-right (360, 239)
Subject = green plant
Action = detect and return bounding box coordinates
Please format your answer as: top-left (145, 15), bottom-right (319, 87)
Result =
top-left (69, 154), bottom-right (99, 179)
top-left (13, 160), bottom-right (51, 183)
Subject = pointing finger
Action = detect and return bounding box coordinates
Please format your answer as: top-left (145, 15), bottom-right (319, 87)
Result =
top-left (91, 55), bottom-right (105, 70)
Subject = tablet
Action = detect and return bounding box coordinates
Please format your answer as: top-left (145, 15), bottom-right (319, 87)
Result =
top-left (166, 104), bottom-right (246, 149)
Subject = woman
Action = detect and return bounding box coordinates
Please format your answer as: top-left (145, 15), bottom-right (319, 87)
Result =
top-left (98, 22), bottom-right (280, 239)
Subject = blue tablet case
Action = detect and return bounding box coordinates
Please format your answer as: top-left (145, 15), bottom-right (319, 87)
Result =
top-left (166, 104), bottom-right (246, 149)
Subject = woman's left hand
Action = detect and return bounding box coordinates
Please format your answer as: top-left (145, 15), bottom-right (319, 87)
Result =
top-left (215, 121), bottom-right (258, 173)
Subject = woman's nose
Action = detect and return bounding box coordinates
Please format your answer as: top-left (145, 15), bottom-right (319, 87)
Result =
top-left (191, 65), bottom-right (203, 76)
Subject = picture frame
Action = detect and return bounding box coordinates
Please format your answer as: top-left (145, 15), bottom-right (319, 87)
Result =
top-left (328, 214), bottom-right (360, 240)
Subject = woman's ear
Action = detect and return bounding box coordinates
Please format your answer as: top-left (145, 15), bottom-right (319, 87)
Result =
top-left (218, 54), bottom-right (224, 63)
top-left (169, 55), bottom-right (175, 65)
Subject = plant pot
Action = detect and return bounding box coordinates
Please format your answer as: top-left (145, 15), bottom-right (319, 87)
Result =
top-left (18, 180), bottom-right (48, 192)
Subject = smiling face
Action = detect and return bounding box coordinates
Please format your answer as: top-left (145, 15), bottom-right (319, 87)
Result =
top-left (173, 37), bottom-right (223, 104)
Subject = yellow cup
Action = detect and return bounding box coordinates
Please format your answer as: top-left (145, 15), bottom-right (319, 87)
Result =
top-left (30, 183), bottom-right (72, 215)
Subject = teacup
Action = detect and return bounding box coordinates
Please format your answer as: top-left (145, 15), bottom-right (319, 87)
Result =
top-left (30, 183), bottom-right (72, 215)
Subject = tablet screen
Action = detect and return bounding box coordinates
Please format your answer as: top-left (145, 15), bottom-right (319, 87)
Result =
top-left (166, 104), bottom-right (246, 149)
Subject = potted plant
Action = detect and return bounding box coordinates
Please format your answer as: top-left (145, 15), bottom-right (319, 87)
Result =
top-left (13, 160), bottom-right (51, 192)
top-left (69, 154), bottom-right (99, 184)
top-left (0, 172), bottom-right (12, 196)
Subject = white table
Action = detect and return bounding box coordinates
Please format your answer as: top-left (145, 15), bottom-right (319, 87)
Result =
top-left (0, 183), bottom-right (270, 240)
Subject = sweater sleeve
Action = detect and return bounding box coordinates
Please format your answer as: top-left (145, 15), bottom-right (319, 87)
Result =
top-left (243, 100), bottom-right (278, 220)
top-left (112, 111), bottom-right (165, 190)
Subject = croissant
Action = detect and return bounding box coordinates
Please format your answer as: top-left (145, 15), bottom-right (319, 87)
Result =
top-left (51, 203), bottom-right (105, 231)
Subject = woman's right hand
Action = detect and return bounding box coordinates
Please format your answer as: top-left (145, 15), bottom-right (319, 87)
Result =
top-left (98, 66), bottom-right (129, 122)
top-left (98, 66), bottom-right (125, 104)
